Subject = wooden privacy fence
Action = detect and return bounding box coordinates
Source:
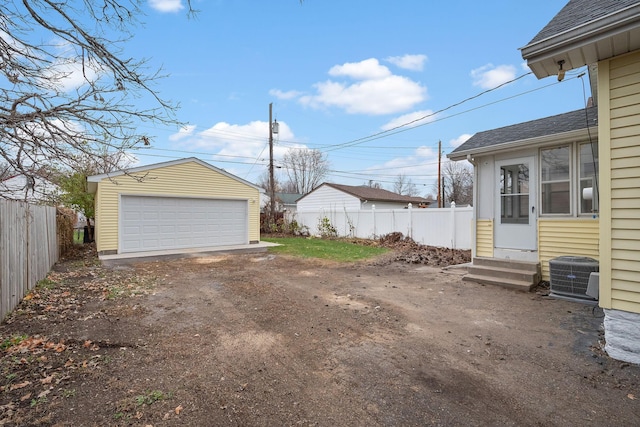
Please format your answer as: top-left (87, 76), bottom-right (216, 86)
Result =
top-left (0, 199), bottom-right (58, 320)
top-left (294, 203), bottom-right (473, 250)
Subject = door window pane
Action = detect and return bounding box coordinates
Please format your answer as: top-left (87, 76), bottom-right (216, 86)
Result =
top-left (500, 164), bottom-right (529, 224)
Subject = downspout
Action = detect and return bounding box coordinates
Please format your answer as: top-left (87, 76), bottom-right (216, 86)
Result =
top-left (467, 154), bottom-right (478, 260)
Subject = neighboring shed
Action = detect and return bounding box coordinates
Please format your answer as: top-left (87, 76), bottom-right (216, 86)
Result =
top-left (87, 157), bottom-right (262, 255)
top-left (260, 192), bottom-right (303, 214)
top-left (297, 183), bottom-right (429, 211)
top-left (1, 173), bottom-right (61, 204)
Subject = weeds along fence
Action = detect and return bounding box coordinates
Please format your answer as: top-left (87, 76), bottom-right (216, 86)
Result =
top-left (294, 204), bottom-right (473, 250)
top-left (0, 199), bottom-right (58, 320)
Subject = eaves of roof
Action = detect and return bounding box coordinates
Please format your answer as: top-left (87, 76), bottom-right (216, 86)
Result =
top-left (520, 0), bottom-right (640, 78)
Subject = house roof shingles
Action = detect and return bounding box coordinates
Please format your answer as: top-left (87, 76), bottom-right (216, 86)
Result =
top-left (449, 106), bottom-right (597, 157)
top-left (526, 0), bottom-right (639, 45)
top-left (324, 183), bottom-right (429, 204)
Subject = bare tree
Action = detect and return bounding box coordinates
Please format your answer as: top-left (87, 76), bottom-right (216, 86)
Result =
top-left (0, 1), bottom-right (190, 182)
top-left (281, 148), bottom-right (329, 194)
top-left (257, 169), bottom-right (282, 193)
top-left (441, 161), bottom-right (473, 206)
top-left (392, 174), bottom-right (418, 196)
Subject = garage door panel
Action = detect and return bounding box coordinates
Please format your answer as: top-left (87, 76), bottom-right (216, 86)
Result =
top-left (120, 196), bottom-right (248, 253)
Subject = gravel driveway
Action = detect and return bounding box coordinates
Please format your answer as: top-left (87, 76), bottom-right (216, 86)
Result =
top-left (1, 247), bottom-right (638, 426)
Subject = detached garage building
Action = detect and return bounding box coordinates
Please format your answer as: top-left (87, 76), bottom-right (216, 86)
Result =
top-left (87, 157), bottom-right (262, 255)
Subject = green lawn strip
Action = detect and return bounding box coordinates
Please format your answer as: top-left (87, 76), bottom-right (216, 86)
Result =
top-left (263, 237), bottom-right (387, 262)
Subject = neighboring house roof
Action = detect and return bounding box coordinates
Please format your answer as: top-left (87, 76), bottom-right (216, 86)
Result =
top-left (276, 193), bottom-right (302, 206)
top-left (520, 0), bottom-right (640, 78)
top-left (87, 157), bottom-right (263, 193)
top-left (449, 106), bottom-right (598, 160)
top-left (301, 183), bottom-right (429, 205)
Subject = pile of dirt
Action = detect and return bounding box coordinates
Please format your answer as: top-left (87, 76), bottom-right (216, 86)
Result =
top-left (363, 232), bottom-right (471, 267)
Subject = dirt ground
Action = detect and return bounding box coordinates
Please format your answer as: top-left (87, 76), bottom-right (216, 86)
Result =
top-left (1, 241), bottom-right (639, 426)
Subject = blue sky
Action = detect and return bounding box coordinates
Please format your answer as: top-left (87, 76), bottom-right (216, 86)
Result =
top-left (127, 0), bottom-right (588, 195)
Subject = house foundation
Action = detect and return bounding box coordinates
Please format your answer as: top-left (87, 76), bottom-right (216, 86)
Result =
top-left (604, 309), bottom-right (640, 365)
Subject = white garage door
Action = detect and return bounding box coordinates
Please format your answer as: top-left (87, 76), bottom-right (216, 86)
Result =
top-left (120, 196), bottom-right (248, 253)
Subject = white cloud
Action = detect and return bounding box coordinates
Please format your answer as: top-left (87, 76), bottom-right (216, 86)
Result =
top-left (386, 54), bottom-right (428, 71)
top-left (365, 145), bottom-right (439, 193)
top-left (177, 120), bottom-right (297, 163)
top-left (381, 110), bottom-right (436, 131)
top-left (149, 0), bottom-right (184, 13)
top-left (269, 89), bottom-right (304, 100)
top-left (449, 134), bottom-right (472, 148)
top-left (328, 58), bottom-right (391, 80)
top-left (272, 57), bottom-right (427, 115)
top-left (470, 64), bottom-right (516, 90)
top-left (48, 60), bottom-right (100, 92)
top-left (169, 124), bottom-right (196, 142)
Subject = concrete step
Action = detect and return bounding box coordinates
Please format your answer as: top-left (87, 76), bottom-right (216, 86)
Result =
top-left (472, 257), bottom-right (540, 273)
top-left (463, 274), bottom-right (537, 292)
top-left (463, 257), bottom-right (542, 292)
top-left (467, 264), bottom-right (541, 284)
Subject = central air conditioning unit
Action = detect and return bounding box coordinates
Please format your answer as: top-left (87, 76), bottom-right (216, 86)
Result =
top-left (549, 256), bottom-right (599, 304)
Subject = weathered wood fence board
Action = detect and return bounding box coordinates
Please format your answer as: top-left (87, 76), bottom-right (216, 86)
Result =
top-left (0, 200), bottom-right (58, 320)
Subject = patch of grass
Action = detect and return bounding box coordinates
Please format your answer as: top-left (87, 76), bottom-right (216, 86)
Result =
top-left (73, 229), bottom-right (84, 244)
top-left (263, 237), bottom-right (387, 262)
top-left (135, 390), bottom-right (170, 406)
top-left (30, 396), bottom-right (47, 407)
top-left (1, 334), bottom-right (28, 350)
top-left (36, 277), bottom-right (57, 290)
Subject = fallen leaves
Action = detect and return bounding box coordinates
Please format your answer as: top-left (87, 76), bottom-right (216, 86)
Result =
top-left (9, 381), bottom-right (31, 391)
top-left (2, 335), bottom-right (67, 355)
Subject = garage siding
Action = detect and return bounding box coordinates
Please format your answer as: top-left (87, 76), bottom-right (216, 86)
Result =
top-left (93, 161), bottom-right (260, 253)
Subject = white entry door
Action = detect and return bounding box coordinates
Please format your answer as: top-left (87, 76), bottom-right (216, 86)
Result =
top-left (494, 157), bottom-right (537, 251)
top-left (120, 196), bottom-right (248, 253)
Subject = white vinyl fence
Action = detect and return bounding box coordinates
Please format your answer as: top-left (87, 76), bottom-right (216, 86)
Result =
top-left (294, 203), bottom-right (473, 249)
top-left (0, 199), bottom-right (58, 319)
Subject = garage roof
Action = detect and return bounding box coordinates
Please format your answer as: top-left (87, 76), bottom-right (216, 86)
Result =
top-left (87, 157), bottom-right (263, 194)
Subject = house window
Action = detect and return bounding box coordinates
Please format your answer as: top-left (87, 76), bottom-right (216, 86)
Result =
top-left (579, 142), bottom-right (599, 215)
top-left (500, 164), bottom-right (529, 224)
top-left (541, 146), bottom-right (570, 214)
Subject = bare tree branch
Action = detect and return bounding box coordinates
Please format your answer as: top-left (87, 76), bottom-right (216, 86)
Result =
top-left (1, 0), bottom-right (189, 178)
top-left (281, 148), bottom-right (329, 195)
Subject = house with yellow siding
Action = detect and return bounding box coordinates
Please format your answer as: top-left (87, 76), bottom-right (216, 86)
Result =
top-left (451, 0), bottom-right (640, 364)
top-left (87, 157), bottom-right (263, 255)
top-left (449, 107), bottom-right (600, 281)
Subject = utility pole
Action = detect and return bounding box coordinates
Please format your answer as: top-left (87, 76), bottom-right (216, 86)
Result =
top-left (437, 140), bottom-right (442, 208)
top-left (269, 103), bottom-right (276, 223)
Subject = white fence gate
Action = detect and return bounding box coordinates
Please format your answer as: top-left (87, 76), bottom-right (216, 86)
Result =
top-left (294, 204), bottom-right (473, 249)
